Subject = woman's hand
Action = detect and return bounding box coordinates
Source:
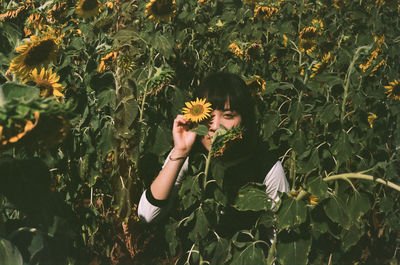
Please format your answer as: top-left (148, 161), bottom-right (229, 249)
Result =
top-left (172, 115), bottom-right (197, 157)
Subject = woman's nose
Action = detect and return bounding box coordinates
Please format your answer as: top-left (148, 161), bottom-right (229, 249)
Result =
top-left (209, 115), bottom-right (220, 132)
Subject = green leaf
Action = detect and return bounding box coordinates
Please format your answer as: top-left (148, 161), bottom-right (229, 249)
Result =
top-left (204, 236), bottom-right (230, 265)
top-left (0, 82), bottom-right (39, 105)
top-left (0, 237), bottom-right (23, 265)
top-left (277, 195), bottom-right (308, 230)
top-left (341, 224), bottom-right (364, 252)
top-left (151, 32), bottom-right (174, 59)
top-left (99, 122), bottom-right (114, 158)
top-left (324, 194), bottom-right (350, 229)
top-left (230, 242), bottom-right (268, 265)
top-left (333, 131), bottom-right (352, 165)
top-left (277, 230), bottom-right (311, 265)
top-left (165, 219), bottom-right (179, 256)
top-left (263, 113), bottom-right (279, 140)
top-left (347, 193), bottom-right (370, 223)
top-left (151, 125), bottom-right (172, 155)
top-left (190, 124), bottom-right (209, 136)
top-left (306, 176), bottom-right (329, 199)
top-left (115, 96), bottom-right (138, 133)
top-left (28, 233), bottom-right (44, 260)
top-left (290, 101), bottom-right (304, 123)
top-left (233, 183), bottom-right (273, 212)
top-left (318, 103), bottom-right (340, 123)
top-left (188, 208), bottom-right (209, 242)
top-left (97, 89), bottom-right (116, 109)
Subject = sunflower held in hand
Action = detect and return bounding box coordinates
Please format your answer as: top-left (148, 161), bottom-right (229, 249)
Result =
top-left (182, 98), bottom-right (212, 123)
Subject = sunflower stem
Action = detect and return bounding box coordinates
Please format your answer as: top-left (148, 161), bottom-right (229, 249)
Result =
top-left (0, 87), bottom-right (4, 107)
top-left (204, 149), bottom-right (212, 179)
top-left (341, 44), bottom-right (371, 124)
top-left (323, 173), bottom-right (400, 192)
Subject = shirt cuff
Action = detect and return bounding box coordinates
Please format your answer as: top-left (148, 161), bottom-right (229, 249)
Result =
top-left (145, 188), bottom-right (169, 208)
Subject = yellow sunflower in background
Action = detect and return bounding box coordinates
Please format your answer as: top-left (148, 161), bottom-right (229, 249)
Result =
top-left (229, 42), bottom-right (244, 58)
top-left (145, 0), bottom-right (176, 23)
top-left (368, 114), bottom-right (377, 128)
top-left (182, 98), bottom-right (212, 123)
top-left (9, 33), bottom-right (60, 79)
top-left (25, 68), bottom-right (65, 98)
top-left (76, 0), bottom-right (102, 18)
top-left (384, 79), bottom-right (400, 100)
top-left (253, 5), bottom-right (278, 20)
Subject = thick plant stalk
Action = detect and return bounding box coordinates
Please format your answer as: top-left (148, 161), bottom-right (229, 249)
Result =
top-left (341, 45), bottom-right (371, 124)
top-left (323, 173), bottom-right (400, 192)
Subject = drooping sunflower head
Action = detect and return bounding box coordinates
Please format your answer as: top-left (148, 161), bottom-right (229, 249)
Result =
top-left (10, 34), bottom-right (61, 79)
top-left (300, 39), bottom-right (316, 55)
top-left (25, 68), bottom-right (65, 98)
top-left (245, 41), bottom-right (263, 61)
top-left (210, 126), bottom-right (244, 158)
top-left (384, 79), bottom-right (400, 100)
top-left (246, 75), bottom-right (266, 95)
top-left (98, 51), bottom-right (118, 73)
top-left (182, 98), bottom-right (212, 123)
top-left (145, 0), bottom-right (176, 23)
top-left (253, 5), bottom-right (278, 20)
top-left (76, 0), bottom-right (102, 19)
top-left (48, 2), bottom-right (68, 23)
top-left (299, 26), bottom-right (318, 40)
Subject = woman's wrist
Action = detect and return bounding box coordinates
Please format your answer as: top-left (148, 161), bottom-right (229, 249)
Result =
top-left (171, 148), bottom-right (189, 160)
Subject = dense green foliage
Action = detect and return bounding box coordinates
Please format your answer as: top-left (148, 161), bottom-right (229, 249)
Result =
top-left (0, 0), bottom-right (399, 264)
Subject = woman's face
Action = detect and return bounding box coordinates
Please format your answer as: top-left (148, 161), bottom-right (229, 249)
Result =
top-left (200, 100), bottom-right (242, 151)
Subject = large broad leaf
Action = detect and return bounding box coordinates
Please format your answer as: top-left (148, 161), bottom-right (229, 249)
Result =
top-left (97, 89), bottom-right (116, 109)
top-left (0, 82), bottom-right (39, 105)
top-left (115, 96), bottom-right (138, 133)
top-left (230, 242), bottom-right (268, 265)
top-left (165, 219), bottom-right (179, 256)
top-left (188, 208), bottom-right (209, 242)
top-left (233, 183), bottom-right (273, 212)
top-left (0, 237), bottom-right (23, 265)
top-left (276, 230), bottom-right (311, 265)
top-left (324, 193), bottom-right (350, 229)
top-left (277, 195), bottom-right (307, 230)
top-left (306, 176), bottom-right (329, 199)
top-left (204, 236), bottom-right (230, 265)
top-left (347, 192), bottom-right (370, 223)
top-left (262, 112), bottom-right (280, 140)
top-left (341, 224), bottom-right (364, 252)
top-left (151, 32), bottom-right (174, 59)
top-left (332, 131), bottom-right (352, 165)
top-left (98, 122), bottom-right (115, 158)
top-left (318, 103), bottom-right (340, 123)
top-left (151, 125), bottom-right (172, 155)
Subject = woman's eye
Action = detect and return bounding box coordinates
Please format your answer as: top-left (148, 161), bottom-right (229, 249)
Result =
top-left (223, 113), bottom-right (234, 119)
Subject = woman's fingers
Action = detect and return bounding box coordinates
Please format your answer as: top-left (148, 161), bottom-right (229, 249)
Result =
top-left (173, 115), bottom-right (192, 130)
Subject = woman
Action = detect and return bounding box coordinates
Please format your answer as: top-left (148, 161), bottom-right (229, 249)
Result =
top-left (138, 72), bottom-right (289, 225)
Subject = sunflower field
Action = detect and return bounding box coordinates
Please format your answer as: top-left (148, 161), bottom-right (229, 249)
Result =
top-left (1, 0), bottom-right (400, 264)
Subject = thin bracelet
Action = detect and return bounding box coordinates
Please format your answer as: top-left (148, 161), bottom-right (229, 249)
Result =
top-left (169, 156), bottom-right (187, 161)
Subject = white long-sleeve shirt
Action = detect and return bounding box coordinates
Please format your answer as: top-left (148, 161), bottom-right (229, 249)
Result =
top-left (138, 150), bottom-right (290, 223)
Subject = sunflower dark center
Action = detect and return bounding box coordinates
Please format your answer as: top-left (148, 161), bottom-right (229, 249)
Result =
top-left (190, 105), bottom-right (204, 116)
top-left (301, 28), bottom-right (317, 39)
top-left (82, 0), bottom-right (98, 11)
top-left (152, 0), bottom-right (173, 16)
top-left (24, 39), bottom-right (55, 66)
top-left (301, 40), bottom-right (315, 50)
